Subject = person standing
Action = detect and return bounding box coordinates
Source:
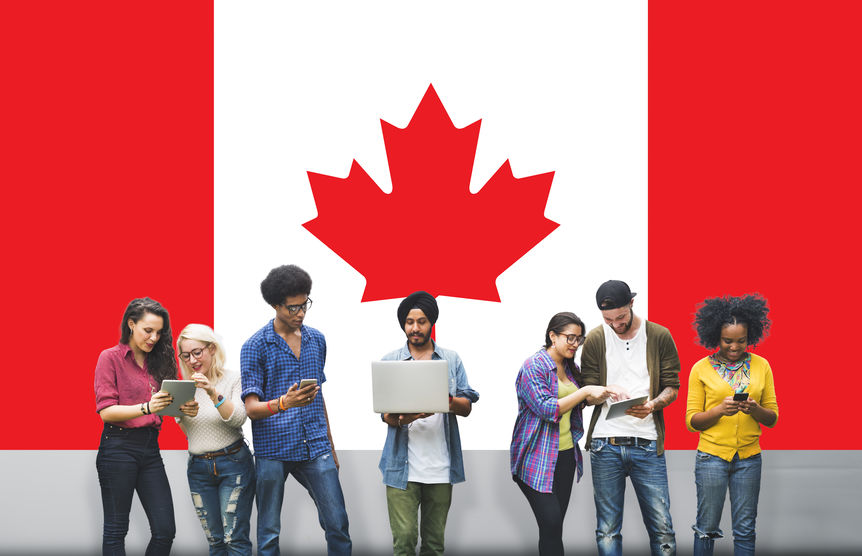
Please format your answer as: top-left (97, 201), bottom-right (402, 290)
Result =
top-left (176, 323), bottom-right (254, 555)
top-left (510, 312), bottom-right (622, 556)
top-left (378, 291), bottom-right (479, 556)
top-left (686, 294), bottom-right (778, 556)
top-left (94, 297), bottom-right (183, 555)
top-left (241, 264), bottom-right (351, 555)
top-left (581, 280), bottom-right (680, 556)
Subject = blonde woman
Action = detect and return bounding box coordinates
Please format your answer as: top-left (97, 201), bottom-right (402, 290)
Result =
top-left (176, 324), bottom-right (254, 556)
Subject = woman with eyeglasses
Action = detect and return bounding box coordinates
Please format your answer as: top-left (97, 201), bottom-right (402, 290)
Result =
top-left (510, 312), bottom-right (623, 556)
top-left (175, 323), bottom-right (255, 556)
top-left (686, 295), bottom-right (778, 556)
top-left (94, 297), bottom-right (179, 555)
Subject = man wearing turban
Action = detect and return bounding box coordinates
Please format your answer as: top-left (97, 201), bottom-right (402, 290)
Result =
top-left (378, 291), bottom-right (479, 556)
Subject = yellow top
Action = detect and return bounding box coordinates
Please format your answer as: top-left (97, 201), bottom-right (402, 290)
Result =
top-left (686, 353), bottom-right (779, 461)
top-left (558, 379), bottom-right (578, 451)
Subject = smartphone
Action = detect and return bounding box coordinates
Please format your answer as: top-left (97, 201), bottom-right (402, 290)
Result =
top-left (733, 392), bottom-right (748, 401)
top-left (299, 378), bottom-right (318, 389)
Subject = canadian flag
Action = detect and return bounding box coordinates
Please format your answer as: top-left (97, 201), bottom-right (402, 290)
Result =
top-left (2, 1), bottom-right (860, 454)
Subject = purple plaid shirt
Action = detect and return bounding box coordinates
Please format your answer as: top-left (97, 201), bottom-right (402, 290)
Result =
top-left (510, 349), bottom-right (584, 493)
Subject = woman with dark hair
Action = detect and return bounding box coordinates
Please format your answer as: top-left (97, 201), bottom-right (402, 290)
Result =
top-left (510, 312), bottom-right (623, 556)
top-left (686, 294), bottom-right (779, 556)
top-left (94, 297), bottom-right (191, 555)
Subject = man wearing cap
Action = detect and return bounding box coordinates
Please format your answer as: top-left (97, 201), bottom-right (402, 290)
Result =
top-left (581, 280), bottom-right (680, 556)
top-left (378, 291), bottom-right (479, 556)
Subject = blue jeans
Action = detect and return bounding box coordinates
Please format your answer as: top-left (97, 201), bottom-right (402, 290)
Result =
top-left (589, 438), bottom-right (675, 556)
top-left (693, 451), bottom-right (761, 556)
top-left (255, 453), bottom-right (351, 556)
top-left (187, 440), bottom-right (256, 555)
top-left (96, 424), bottom-right (175, 555)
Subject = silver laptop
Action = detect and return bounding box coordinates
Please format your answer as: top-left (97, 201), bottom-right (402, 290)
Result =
top-left (372, 360), bottom-right (449, 413)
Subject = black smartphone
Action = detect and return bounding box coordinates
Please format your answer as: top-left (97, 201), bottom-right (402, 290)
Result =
top-left (733, 392), bottom-right (748, 401)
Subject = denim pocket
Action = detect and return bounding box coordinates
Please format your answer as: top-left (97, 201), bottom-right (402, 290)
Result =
top-left (695, 450), bottom-right (714, 462)
top-left (590, 438), bottom-right (607, 452)
top-left (635, 440), bottom-right (657, 454)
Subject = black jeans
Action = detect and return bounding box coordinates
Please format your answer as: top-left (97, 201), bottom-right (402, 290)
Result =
top-left (515, 448), bottom-right (576, 556)
top-left (96, 424), bottom-right (176, 555)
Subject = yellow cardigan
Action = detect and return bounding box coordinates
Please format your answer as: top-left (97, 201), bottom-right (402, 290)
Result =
top-left (685, 353), bottom-right (779, 461)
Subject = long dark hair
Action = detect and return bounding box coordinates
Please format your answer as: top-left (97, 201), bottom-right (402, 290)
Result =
top-left (544, 311), bottom-right (586, 382)
top-left (120, 297), bottom-right (177, 386)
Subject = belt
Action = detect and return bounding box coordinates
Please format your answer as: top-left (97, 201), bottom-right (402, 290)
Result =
top-left (193, 438), bottom-right (245, 460)
top-left (603, 436), bottom-right (652, 447)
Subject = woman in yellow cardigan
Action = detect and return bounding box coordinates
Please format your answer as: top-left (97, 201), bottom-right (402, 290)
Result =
top-left (686, 294), bottom-right (778, 556)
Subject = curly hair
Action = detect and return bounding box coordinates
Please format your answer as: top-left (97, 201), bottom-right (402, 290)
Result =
top-left (260, 264), bottom-right (312, 306)
top-left (693, 294), bottom-right (771, 349)
top-left (544, 312), bottom-right (586, 382)
top-left (119, 297), bottom-right (177, 386)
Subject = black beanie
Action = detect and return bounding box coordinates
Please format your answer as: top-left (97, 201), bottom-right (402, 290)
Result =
top-left (397, 291), bottom-right (439, 328)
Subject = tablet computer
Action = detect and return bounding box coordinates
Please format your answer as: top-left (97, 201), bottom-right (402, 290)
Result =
top-left (371, 360), bottom-right (449, 413)
top-left (605, 395), bottom-right (649, 420)
top-left (156, 380), bottom-right (196, 417)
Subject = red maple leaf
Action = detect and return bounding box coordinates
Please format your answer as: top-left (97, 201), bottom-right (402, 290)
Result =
top-left (303, 85), bottom-right (558, 302)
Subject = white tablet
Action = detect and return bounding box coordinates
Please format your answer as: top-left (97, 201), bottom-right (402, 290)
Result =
top-left (372, 360), bottom-right (449, 414)
top-left (156, 380), bottom-right (196, 417)
top-left (604, 395), bottom-right (649, 420)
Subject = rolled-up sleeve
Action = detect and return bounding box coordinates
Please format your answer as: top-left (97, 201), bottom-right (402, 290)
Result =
top-left (94, 350), bottom-right (119, 413)
top-left (517, 363), bottom-right (559, 423)
top-left (240, 339), bottom-right (264, 401)
top-left (222, 373), bottom-right (248, 427)
top-left (453, 354), bottom-right (479, 403)
top-left (658, 330), bottom-right (681, 390)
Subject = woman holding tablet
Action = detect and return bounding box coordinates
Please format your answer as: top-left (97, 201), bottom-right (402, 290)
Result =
top-left (94, 297), bottom-right (182, 555)
top-left (510, 312), bottom-right (622, 556)
top-left (686, 294), bottom-right (778, 556)
top-left (176, 323), bottom-right (254, 556)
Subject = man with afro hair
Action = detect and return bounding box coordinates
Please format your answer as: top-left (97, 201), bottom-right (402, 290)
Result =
top-left (240, 264), bottom-right (352, 555)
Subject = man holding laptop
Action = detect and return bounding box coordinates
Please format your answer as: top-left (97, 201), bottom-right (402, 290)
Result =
top-left (581, 280), bottom-right (681, 556)
top-left (378, 291), bottom-right (479, 556)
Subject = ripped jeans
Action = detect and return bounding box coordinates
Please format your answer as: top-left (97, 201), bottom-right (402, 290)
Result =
top-left (589, 438), bottom-right (676, 556)
top-left (693, 451), bottom-right (761, 556)
top-left (187, 440), bottom-right (256, 556)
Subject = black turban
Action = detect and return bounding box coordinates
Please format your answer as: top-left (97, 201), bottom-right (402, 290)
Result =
top-left (397, 291), bottom-right (439, 328)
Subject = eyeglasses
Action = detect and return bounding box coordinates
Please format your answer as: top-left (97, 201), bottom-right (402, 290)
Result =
top-left (557, 333), bottom-right (585, 346)
top-left (282, 298), bottom-right (313, 315)
top-left (179, 346), bottom-right (208, 362)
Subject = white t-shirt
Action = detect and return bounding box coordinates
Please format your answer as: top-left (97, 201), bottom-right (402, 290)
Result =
top-left (407, 413), bottom-right (450, 483)
top-left (591, 322), bottom-right (658, 440)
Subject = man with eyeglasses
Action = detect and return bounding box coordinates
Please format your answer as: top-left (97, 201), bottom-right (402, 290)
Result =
top-left (581, 280), bottom-right (681, 556)
top-left (378, 291), bottom-right (479, 556)
top-left (240, 264), bottom-right (351, 555)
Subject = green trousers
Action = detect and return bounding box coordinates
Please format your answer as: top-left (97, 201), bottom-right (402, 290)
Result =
top-left (386, 482), bottom-right (453, 556)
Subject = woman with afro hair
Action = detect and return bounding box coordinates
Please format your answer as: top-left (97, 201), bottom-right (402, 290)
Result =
top-left (685, 294), bottom-right (779, 556)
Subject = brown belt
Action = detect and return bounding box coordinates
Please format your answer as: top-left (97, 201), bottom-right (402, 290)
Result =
top-left (192, 439), bottom-right (245, 475)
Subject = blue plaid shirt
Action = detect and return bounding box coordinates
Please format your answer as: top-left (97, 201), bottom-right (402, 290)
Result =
top-left (240, 320), bottom-right (330, 461)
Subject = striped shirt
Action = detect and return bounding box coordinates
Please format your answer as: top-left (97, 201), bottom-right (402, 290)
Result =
top-left (240, 320), bottom-right (329, 461)
top-left (510, 349), bottom-right (584, 493)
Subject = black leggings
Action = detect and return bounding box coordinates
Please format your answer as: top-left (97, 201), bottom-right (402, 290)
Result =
top-left (514, 448), bottom-right (576, 556)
